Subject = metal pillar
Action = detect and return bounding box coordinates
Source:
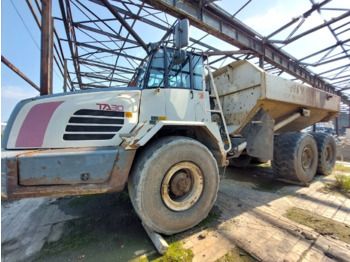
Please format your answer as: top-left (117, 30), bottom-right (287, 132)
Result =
top-left (259, 55), bottom-right (264, 69)
top-left (63, 59), bottom-right (67, 92)
top-left (335, 117), bottom-right (339, 136)
top-left (40, 0), bottom-right (53, 96)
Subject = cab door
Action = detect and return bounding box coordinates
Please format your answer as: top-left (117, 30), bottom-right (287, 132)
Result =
top-left (165, 52), bottom-right (196, 121)
top-left (139, 49), bottom-right (166, 121)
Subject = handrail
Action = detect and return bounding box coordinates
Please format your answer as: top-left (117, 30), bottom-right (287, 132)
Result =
top-left (204, 65), bottom-right (232, 154)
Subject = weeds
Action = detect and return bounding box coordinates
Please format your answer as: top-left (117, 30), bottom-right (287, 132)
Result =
top-left (215, 247), bottom-right (256, 262)
top-left (334, 174), bottom-right (350, 192)
top-left (334, 163), bottom-right (350, 173)
top-left (152, 242), bottom-right (194, 262)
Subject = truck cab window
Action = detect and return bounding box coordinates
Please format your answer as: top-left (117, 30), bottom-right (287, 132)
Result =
top-left (192, 55), bottom-right (204, 91)
top-left (147, 50), bottom-right (165, 88)
top-left (167, 51), bottom-right (191, 89)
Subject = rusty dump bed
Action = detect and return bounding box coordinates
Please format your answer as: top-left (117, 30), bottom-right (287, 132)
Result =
top-left (212, 60), bottom-right (340, 135)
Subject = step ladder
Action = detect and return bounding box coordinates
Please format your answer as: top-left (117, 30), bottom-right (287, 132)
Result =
top-left (204, 65), bottom-right (232, 154)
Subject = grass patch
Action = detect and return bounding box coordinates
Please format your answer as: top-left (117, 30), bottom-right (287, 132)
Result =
top-left (334, 163), bottom-right (350, 173)
top-left (285, 207), bottom-right (350, 244)
top-left (335, 174), bottom-right (350, 192)
top-left (35, 217), bottom-right (119, 260)
top-left (318, 174), bottom-right (350, 198)
top-left (215, 247), bottom-right (256, 262)
top-left (318, 186), bottom-right (350, 199)
top-left (152, 242), bottom-right (194, 262)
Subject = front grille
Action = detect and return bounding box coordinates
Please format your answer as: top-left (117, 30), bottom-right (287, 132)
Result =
top-left (63, 109), bottom-right (124, 141)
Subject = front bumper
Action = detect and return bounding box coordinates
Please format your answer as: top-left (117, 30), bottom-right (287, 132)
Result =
top-left (1, 147), bottom-right (136, 199)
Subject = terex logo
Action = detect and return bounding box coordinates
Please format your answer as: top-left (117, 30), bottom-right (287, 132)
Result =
top-left (97, 103), bottom-right (124, 111)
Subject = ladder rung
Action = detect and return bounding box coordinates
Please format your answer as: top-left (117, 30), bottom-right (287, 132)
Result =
top-left (207, 110), bottom-right (221, 113)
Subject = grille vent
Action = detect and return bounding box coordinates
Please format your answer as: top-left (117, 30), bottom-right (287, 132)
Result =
top-left (63, 109), bottom-right (124, 141)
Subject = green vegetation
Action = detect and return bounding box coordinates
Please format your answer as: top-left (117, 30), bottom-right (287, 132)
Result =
top-left (285, 207), bottom-right (350, 244)
top-left (215, 247), bottom-right (256, 262)
top-left (152, 242), bottom-right (194, 262)
top-left (335, 174), bottom-right (350, 192)
top-left (334, 163), bottom-right (350, 173)
top-left (318, 174), bottom-right (350, 198)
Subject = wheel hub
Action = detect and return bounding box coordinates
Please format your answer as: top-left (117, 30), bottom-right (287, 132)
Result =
top-left (170, 172), bottom-right (191, 197)
top-left (161, 162), bottom-right (204, 212)
top-left (325, 145), bottom-right (333, 163)
top-left (301, 146), bottom-right (313, 171)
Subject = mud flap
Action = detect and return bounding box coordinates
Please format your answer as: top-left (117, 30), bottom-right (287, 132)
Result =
top-left (240, 108), bottom-right (275, 160)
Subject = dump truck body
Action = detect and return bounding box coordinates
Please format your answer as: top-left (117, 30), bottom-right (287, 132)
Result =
top-left (212, 60), bottom-right (340, 136)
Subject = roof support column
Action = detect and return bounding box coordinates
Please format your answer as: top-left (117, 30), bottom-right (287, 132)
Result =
top-left (40, 0), bottom-right (53, 95)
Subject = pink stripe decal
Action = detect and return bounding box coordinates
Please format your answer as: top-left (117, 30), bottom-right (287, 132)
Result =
top-left (16, 101), bottom-right (64, 147)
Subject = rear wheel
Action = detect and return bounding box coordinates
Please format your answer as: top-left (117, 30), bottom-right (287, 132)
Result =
top-left (272, 132), bottom-right (317, 184)
top-left (310, 132), bottom-right (336, 175)
top-left (128, 136), bottom-right (219, 235)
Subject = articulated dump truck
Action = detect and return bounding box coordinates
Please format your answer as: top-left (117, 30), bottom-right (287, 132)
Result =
top-left (1, 21), bottom-right (339, 235)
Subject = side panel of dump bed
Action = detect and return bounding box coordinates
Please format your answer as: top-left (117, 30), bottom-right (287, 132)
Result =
top-left (212, 60), bottom-right (340, 134)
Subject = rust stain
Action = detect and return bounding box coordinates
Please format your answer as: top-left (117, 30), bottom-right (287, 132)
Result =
top-left (20, 175), bottom-right (108, 186)
top-left (6, 158), bottom-right (16, 170)
top-left (41, 166), bottom-right (46, 170)
top-left (5, 150), bottom-right (136, 200)
top-left (129, 139), bottom-right (140, 149)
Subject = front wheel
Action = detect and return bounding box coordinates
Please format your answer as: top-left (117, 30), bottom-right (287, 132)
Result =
top-left (128, 136), bottom-right (219, 235)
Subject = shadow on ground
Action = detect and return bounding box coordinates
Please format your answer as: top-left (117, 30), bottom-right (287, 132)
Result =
top-left (3, 162), bottom-right (349, 262)
top-left (34, 192), bottom-right (156, 262)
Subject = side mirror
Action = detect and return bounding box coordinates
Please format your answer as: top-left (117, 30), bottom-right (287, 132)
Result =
top-left (174, 19), bottom-right (189, 49)
top-left (173, 50), bottom-right (187, 65)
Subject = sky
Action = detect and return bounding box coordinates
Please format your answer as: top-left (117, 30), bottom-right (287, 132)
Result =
top-left (1, 0), bottom-right (348, 121)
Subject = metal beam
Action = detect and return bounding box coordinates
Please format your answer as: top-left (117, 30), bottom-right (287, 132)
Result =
top-left (140, 0), bottom-right (350, 106)
top-left (40, 0), bottom-right (53, 95)
top-left (74, 23), bottom-right (139, 45)
top-left (59, 0), bottom-right (84, 90)
top-left (100, 0), bottom-right (149, 53)
top-left (75, 42), bottom-right (143, 61)
top-left (2, 56), bottom-right (40, 91)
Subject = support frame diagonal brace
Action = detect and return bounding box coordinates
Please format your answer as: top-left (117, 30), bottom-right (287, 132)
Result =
top-left (141, 0), bottom-right (350, 106)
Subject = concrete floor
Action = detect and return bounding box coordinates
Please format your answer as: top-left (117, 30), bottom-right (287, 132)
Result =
top-left (2, 162), bottom-right (350, 262)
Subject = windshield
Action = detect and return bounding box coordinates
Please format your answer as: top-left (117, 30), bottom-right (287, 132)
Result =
top-left (144, 47), bottom-right (204, 90)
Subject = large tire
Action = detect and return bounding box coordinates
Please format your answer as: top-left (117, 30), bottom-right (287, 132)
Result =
top-left (128, 136), bottom-right (219, 235)
top-left (272, 132), bottom-right (317, 184)
top-left (310, 132), bottom-right (336, 175)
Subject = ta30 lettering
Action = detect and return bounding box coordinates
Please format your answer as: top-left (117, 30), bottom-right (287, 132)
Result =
top-left (96, 103), bottom-right (124, 111)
